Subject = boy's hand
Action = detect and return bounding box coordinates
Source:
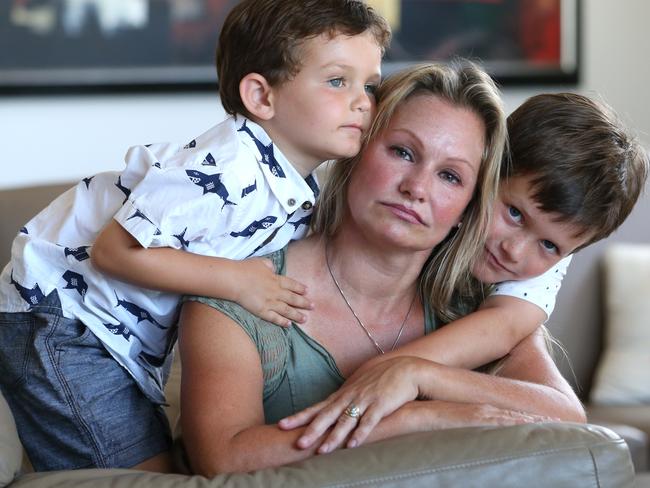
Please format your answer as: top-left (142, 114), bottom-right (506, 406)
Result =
top-left (233, 258), bottom-right (313, 327)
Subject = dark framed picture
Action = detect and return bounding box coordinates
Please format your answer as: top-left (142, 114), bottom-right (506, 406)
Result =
top-left (0, 0), bottom-right (579, 94)
top-left (379, 0), bottom-right (580, 84)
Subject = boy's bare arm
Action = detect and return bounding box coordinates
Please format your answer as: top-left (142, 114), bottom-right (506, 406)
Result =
top-left (364, 294), bottom-right (547, 371)
top-left (91, 220), bottom-right (312, 326)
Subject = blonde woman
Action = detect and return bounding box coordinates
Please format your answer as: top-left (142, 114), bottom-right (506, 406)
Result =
top-left (178, 63), bottom-right (582, 476)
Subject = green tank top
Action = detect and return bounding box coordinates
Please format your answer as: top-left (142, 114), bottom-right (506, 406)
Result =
top-left (186, 247), bottom-right (438, 424)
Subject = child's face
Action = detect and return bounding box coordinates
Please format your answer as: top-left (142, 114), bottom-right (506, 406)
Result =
top-left (266, 31), bottom-right (382, 174)
top-left (472, 174), bottom-right (592, 284)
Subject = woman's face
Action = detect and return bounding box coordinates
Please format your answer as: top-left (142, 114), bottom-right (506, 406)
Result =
top-left (346, 93), bottom-right (485, 253)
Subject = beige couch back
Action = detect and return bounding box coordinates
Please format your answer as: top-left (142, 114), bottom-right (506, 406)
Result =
top-left (0, 183), bottom-right (74, 267)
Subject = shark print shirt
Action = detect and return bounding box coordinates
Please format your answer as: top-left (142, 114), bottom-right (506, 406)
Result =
top-left (0, 115), bottom-right (319, 404)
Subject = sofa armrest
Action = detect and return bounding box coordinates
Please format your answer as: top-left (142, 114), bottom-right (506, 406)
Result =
top-left (588, 404), bottom-right (650, 471)
top-left (11, 422), bottom-right (634, 488)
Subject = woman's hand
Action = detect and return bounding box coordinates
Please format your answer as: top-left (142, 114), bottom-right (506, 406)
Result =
top-left (278, 357), bottom-right (425, 453)
top-left (234, 258), bottom-right (313, 327)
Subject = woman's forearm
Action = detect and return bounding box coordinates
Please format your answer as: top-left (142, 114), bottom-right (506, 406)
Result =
top-left (187, 423), bottom-right (317, 476)
top-left (205, 402), bottom-right (491, 475)
top-left (416, 359), bottom-right (585, 422)
top-left (187, 404), bottom-right (433, 476)
top-left (281, 329), bottom-right (584, 453)
top-left (410, 327), bottom-right (586, 422)
top-left (365, 400), bottom-right (551, 445)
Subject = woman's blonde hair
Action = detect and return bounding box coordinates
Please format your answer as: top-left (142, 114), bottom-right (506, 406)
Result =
top-left (312, 61), bottom-right (506, 321)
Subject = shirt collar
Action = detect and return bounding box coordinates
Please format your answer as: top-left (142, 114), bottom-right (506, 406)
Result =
top-left (234, 115), bottom-right (319, 213)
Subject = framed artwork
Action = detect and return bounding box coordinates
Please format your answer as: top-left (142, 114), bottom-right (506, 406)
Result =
top-left (375, 0), bottom-right (580, 84)
top-left (0, 0), bottom-right (579, 94)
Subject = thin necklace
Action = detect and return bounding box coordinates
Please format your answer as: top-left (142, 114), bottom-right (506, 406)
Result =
top-left (325, 243), bottom-right (416, 355)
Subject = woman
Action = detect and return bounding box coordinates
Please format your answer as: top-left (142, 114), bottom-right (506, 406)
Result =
top-left (178, 62), bottom-right (582, 476)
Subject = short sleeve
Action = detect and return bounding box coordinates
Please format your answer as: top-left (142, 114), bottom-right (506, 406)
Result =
top-left (489, 256), bottom-right (572, 318)
top-left (113, 144), bottom-right (241, 250)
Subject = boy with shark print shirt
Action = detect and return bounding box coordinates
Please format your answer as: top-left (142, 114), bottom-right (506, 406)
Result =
top-left (0, 0), bottom-right (389, 472)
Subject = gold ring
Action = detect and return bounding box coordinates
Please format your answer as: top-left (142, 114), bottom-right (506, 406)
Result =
top-left (343, 404), bottom-right (361, 419)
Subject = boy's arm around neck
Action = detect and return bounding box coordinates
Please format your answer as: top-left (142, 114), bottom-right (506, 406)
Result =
top-left (363, 295), bottom-right (547, 372)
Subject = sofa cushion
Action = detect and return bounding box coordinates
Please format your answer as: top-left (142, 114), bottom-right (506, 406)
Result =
top-left (7, 423), bottom-right (635, 488)
top-left (590, 244), bottom-right (650, 404)
top-left (585, 417), bottom-right (648, 472)
top-left (0, 392), bottom-right (22, 487)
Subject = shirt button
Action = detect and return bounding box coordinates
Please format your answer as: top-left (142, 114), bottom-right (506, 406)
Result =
top-left (287, 198), bottom-right (296, 207)
top-left (301, 201), bottom-right (313, 210)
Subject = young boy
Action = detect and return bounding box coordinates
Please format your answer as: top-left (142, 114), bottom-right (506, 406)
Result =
top-left (0, 0), bottom-right (390, 471)
top-left (465, 92), bottom-right (648, 367)
top-left (280, 92), bottom-right (649, 450)
top-left (384, 92), bottom-right (649, 371)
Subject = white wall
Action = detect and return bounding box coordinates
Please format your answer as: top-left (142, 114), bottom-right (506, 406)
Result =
top-left (0, 93), bottom-right (227, 189)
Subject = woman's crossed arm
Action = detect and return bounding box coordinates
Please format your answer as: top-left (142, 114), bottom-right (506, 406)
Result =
top-left (179, 301), bottom-right (562, 476)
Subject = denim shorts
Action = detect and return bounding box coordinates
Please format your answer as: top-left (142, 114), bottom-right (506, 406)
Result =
top-left (0, 292), bottom-right (172, 471)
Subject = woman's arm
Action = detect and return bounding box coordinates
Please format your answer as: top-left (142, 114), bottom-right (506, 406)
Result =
top-left (416, 328), bottom-right (584, 420)
top-left (492, 326), bottom-right (584, 418)
top-left (179, 300), bottom-right (431, 475)
top-left (179, 301), bottom-right (318, 476)
top-left (179, 301), bottom-right (542, 475)
top-left (282, 327), bottom-right (585, 452)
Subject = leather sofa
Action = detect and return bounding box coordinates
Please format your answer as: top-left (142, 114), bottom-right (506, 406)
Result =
top-left (0, 183), bottom-right (638, 487)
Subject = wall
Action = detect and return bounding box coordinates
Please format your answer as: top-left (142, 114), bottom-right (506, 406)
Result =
top-left (1, 0), bottom-right (649, 392)
top-left (0, 93), bottom-right (227, 189)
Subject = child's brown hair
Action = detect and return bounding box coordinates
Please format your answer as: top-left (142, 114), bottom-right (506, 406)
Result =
top-left (506, 92), bottom-right (649, 250)
top-left (216, 0), bottom-right (391, 117)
